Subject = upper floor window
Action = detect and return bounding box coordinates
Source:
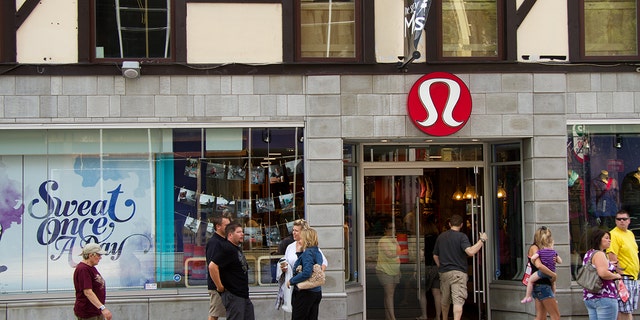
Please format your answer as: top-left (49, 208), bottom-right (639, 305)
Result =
top-left (570, 0), bottom-right (639, 61)
top-left (584, 0), bottom-right (638, 59)
top-left (295, 0), bottom-right (360, 61)
top-left (94, 0), bottom-right (172, 60)
top-left (438, 0), bottom-right (502, 60)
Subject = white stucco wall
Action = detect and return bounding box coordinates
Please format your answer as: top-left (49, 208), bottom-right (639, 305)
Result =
top-left (186, 3), bottom-right (283, 64)
top-left (375, 0), bottom-right (413, 63)
top-left (517, 0), bottom-right (569, 61)
top-left (16, 0), bottom-right (78, 63)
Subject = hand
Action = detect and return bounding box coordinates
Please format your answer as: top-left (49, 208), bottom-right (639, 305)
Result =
top-left (102, 308), bottom-right (113, 320)
top-left (479, 232), bottom-right (488, 242)
top-left (286, 281), bottom-right (291, 288)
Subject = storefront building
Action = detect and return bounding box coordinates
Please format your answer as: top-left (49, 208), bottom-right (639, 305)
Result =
top-left (0, 1), bottom-right (639, 319)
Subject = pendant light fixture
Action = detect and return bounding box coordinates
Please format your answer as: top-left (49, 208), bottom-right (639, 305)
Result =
top-left (497, 184), bottom-right (507, 199)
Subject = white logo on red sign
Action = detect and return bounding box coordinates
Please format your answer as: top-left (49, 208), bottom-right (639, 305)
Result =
top-left (407, 72), bottom-right (472, 136)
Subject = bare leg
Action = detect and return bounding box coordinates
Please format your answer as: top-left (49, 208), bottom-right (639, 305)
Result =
top-left (441, 302), bottom-right (449, 320)
top-left (418, 288), bottom-right (427, 319)
top-left (521, 272), bottom-right (540, 303)
top-left (382, 283), bottom-right (397, 320)
top-left (534, 298), bottom-right (547, 320)
top-left (540, 297), bottom-right (560, 320)
top-left (432, 288), bottom-right (442, 320)
top-left (452, 304), bottom-right (464, 320)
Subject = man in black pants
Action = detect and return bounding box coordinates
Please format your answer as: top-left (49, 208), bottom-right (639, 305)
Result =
top-left (210, 222), bottom-right (255, 320)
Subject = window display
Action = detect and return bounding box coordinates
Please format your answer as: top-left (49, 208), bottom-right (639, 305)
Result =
top-left (567, 123), bottom-right (640, 280)
top-left (0, 127), bottom-right (303, 293)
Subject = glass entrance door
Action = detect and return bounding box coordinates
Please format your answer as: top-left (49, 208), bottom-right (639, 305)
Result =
top-left (364, 167), bottom-right (487, 320)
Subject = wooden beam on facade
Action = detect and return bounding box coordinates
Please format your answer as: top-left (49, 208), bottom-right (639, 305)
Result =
top-left (516, 0), bottom-right (537, 27)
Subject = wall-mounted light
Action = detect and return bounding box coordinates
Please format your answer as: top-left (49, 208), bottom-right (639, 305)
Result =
top-left (122, 61), bottom-right (140, 79)
top-left (615, 134), bottom-right (622, 149)
top-left (298, 131), bottom-right (304, 143)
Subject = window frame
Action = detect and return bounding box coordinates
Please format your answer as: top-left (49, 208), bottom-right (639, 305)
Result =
top-left (79, 0), bottom-right (184, 63)
top-left (424, 0), bottom-right (512, 62)
top-left (291, 0), bottom-right (367, 63)
top-left (568, 0), bottom-right (640, 62)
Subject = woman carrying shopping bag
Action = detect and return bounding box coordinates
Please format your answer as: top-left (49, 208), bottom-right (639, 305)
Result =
top-left (582, 228), bottom-right (623, 320)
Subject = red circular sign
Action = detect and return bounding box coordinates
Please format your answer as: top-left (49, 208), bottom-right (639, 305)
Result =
top-left (407, 72), bottom-right (472, 136)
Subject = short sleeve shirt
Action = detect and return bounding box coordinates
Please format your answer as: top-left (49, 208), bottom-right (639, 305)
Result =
top-left (73, 262), bottom-right (106, 318)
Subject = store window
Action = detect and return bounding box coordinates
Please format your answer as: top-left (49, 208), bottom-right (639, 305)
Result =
top-left (491, 143), bottom-right (524, 282)
top-left (569, 0), bottom-right (639, 61)
top-left (93, 0), bottom-right (172, 60)
top-left (0, 127), bottom-right (303, 293)
top-left (567, 123), bottom-right (640, 280)
top-left (343, 144), bottom-right (358, 282)
top-left (296, 0), bottom-right (360, 61)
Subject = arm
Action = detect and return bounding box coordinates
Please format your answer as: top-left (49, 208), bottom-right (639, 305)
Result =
top-left (529, 245), bottom-right (556, 281)
top-left (319, 248), bottom-right (329, 270)
top-left (82, 288), bottom-right (113, 320)
top-left (380, 238), bottom-right (397, 258)
top-left (592, 251), bottom-right (622, 281)
top-left (433, 255), bottom-right (440, 267)
top-left (210, 262), bottom-right (225, 292)
top-left (607, 251), bottom-right (622, 273)
top-left (464, 232), bottom-right (488, 256)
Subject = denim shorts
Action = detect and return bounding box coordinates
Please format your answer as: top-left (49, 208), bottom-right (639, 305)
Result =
top-left (585, 297), bottom-right (618, 320)
top-left (532, 283), bottom-right (554, 301)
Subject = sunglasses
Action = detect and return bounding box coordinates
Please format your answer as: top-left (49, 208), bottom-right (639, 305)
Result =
top-left (616, 217), bottom-right (630, 221)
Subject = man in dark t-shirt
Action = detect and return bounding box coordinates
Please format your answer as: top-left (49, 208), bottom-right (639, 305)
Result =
top-left (210, 222), bottom-right (254, 320)
top-left (433, 214), bottom-right (487, 320)
top-left (206, 214), bottom-right (230, 320)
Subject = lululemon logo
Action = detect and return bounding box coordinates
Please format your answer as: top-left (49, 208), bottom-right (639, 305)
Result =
top-left (407, 72), bottom-right (472, 136)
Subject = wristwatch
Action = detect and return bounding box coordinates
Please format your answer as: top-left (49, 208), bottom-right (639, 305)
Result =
top-left (480, 238), bottom-right (486, 243)
top-left (99, 305), bottom-right (106, 311)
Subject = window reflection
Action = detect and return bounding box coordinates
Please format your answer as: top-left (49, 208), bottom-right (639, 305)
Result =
top-left (298, 0), bottom-right (356, 59)
top-left (567, 124), bottom-right (640, 280)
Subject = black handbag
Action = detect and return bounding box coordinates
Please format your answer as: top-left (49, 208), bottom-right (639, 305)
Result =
top-left (576, 250), bottom-right (603, 293)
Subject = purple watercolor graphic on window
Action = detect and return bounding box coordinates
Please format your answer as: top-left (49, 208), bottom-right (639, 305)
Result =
top-left (0, 163), bottom-right (25, 273)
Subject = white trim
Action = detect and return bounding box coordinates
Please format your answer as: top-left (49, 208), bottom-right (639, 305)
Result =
top-left (567, 119), bottom-right (640, 125)
top-left (0, 122), bottom-right (305, 130)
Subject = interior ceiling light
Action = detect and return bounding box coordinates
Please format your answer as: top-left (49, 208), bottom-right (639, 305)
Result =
top-left (497, 185), bottom-right (507, 199)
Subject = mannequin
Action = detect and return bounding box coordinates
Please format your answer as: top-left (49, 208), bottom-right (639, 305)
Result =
top-left (621, 167), bottom-right (640, 235)
top-left (590, 170), bottom-right (619, 228)
top-left (568, 169), bottom-right (587, 277)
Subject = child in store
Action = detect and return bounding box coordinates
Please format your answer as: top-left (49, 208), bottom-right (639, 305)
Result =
top-left (521, 227), bottom-right (562, 303)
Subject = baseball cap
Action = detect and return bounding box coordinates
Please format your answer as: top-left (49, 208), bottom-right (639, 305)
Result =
top-left (80, 243), bottom-right (107, 256)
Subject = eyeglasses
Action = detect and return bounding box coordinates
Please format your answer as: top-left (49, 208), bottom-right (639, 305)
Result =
top-left (616, 217), bottom-right (630, 221)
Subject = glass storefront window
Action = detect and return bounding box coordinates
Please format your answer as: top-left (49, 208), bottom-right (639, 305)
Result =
top-left (364, 144), bottom-right (483, 162)
top-left (343, 144), bottom-right (358, 282)
top-left (567, 123), bottom-right (640, 280)
top-left (0, 127), bottom-right (304, 293)
top-left (491, 143), bottom-right (523, 282)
